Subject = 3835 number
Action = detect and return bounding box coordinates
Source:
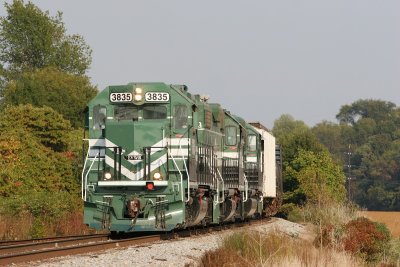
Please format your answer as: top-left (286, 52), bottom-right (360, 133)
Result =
top-left (145, 92), bottom-right (169, 102)
top-left (110, 93), bottom-right (132, 102)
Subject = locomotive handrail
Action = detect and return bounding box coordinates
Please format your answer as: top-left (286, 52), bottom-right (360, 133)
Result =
top-left (178, 138), bottom-right (190, 203)
top-left (168, 148), bottom-right (185, 203)
top-left (83, 151), bottom-right (100, 201)
top-left (243, 174), bottom-right (249, 202)
top-left (81, 142), bottom-right (90, 199)
top-left (216, 168), bottom-right (225, 204)
top-left (211, 165), bottom-right (219, 203)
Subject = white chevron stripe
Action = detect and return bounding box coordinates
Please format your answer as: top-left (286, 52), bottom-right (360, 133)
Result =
top-left (105, 154), bottom-right (168, 181)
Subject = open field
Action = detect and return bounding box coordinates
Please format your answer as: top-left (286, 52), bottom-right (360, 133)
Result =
top-left (359, 211), bottom-right (400, 237)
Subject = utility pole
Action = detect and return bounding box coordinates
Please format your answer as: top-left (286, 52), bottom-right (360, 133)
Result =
top-left (344, 144), bottom-right (353, 201)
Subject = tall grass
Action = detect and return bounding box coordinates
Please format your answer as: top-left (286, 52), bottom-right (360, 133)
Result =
top-left (287, 201), bottom-right (359, 249)
top-left (0, 211), bottom-right (94, 240)
top-left (0, 191), bottom-right (95, 240)
top-left (199, 230), bottom-right (362, 267)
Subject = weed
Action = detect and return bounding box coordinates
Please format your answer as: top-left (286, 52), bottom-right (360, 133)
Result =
top-left (200, 230), bottom-right (361, 267)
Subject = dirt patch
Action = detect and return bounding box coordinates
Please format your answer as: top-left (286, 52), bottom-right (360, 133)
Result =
top-left (359, 211), bottom-right (400, 237)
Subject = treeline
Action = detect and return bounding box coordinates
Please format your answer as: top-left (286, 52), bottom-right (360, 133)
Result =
top-left (0, 0), bottom-right (96, 238)
top-left (274, 100), bottom-right (400, 212)
top-left (313, 100), bottom-right (400, 210)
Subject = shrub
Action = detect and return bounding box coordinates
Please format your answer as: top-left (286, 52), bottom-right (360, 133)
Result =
top-left (342, 217), bottom-right (391, 263)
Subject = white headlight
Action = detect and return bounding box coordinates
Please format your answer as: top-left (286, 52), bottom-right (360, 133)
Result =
top-left (153, 172), bottom-right (161, 180)
top-left (104, 172), bottom-right (112, 180)
top-left (134, 94), bottom-right (142, 101)
top-left (135, 87), bottom-right (143, 94)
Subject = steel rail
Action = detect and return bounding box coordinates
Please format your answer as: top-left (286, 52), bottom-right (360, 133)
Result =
top-left (0, 234), bottom-right (110, 256)
top-left (0, 234), bottom-right (108, 247)
top-left (0, 235), bottom-right (161, 266)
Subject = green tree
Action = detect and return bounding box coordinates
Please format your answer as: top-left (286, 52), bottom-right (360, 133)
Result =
top-left (287, 150), bottom-right (346, 204)
top-left (0, 104), bottom-right (81, 197)
top-left (1, 67), bottom-right (97, 127)
top-left (0, 0), bottom-right (92, 77)
top-left (273, 114), bottom-right (345, 206)
top-left (336, 99), bottom-right (396, 126)
top-left (312, 99), bottom-right (400, 210)
top-left (273, 114), bottom-right (324, 163)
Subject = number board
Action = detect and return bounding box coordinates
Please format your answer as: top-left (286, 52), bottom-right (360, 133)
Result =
top-left (145, 92), bottom-right (169, 102)
top-left (124, 154), bottom-right (143, 160)
top-left (110, 93), bottom-right (133, 102)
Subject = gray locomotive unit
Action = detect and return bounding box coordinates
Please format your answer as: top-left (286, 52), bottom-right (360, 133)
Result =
top-left (82, 83), bottom-right (282, 232)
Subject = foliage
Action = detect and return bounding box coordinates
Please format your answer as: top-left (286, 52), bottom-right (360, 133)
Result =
top-left (0, 0), bottom-right (92, 77)
top-left (287, 150), bottom-right (346, 204)
top-left (1, 67), bottom-right (97, 127)
top-left (0, 1), bottom-right (93, 240)
top-left (342, 217), bottom-right (391, 263)
top-left (0, 191), bottom-right (79, 218)
top-left (336, 99), bottom-right (397, 126)
top-left (313, 99), bottom-right (400, 210)
top-left (273, 114), bottom-right (346, 207)
top-left (0, 105), bottom-right (81, 197)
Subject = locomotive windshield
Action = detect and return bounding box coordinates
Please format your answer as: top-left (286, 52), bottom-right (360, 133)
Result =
top-left (143, 105), bottom-right (167, 119)
top-left (113, 105), bottom-right (168, 120)
top-left (114, 105), bottom-right (138, 120)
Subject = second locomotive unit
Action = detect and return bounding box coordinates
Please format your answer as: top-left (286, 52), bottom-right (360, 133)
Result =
top-left (81, 83), bottom-right (282, 232)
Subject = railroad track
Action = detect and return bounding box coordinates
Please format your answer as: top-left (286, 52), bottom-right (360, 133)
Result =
top-left (0, 218), bottom-right (271, 266)
top-left (0, 233), bottom-right (160, 266)
top-left (0, 234), bottom-right (108, 247)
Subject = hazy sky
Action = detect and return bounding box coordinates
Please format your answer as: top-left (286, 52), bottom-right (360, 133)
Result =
top-left (2, 1), bottom-right (399, 128)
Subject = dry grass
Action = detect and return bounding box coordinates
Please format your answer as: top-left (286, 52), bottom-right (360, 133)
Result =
top-left (359, 211), bottom-right (400, 237)
top-left (0, 211), bottom-right (33, 240)
top-left (199, 230), bottom-right (362, 267)
top-left (0, 211), bottom-right (94, 240)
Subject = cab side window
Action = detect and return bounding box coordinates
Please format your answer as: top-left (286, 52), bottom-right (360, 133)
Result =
top-left (225, 126), bottom-right (237, 146)
top-left (93, 105), bottom-right (106, 130)
top-left (174, 105), bottom-right (188, 129)
top-left (248, 135), bottom-right (257, 151)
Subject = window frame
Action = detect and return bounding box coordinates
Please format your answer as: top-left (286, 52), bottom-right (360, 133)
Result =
top-left (225, 126), bottom-right (237, 146)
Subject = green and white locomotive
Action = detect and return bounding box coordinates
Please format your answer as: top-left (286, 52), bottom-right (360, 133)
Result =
top-left (81, 83), bottom-right (282, 232)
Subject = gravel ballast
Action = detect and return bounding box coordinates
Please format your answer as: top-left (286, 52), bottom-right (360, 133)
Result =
top-left (32, 218), bottom-right (306, 267)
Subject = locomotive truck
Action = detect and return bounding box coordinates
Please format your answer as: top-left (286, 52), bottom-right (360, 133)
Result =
top-left (81, 83), bottom-right (282, 232)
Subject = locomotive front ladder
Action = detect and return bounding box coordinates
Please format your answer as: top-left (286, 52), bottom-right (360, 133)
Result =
top-left (94, 195), bottom-right (113, 230)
